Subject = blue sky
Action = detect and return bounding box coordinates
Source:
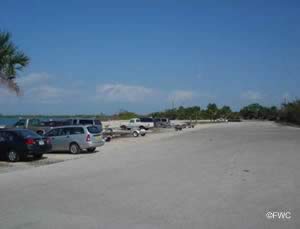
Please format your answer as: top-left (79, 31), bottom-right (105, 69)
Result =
top-left (1, 0), bottom-right (300, 114)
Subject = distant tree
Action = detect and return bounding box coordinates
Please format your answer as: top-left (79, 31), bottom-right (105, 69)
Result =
top-left (207, 103), bottom-right (219, 120)
top-left (149, 104), bottom-right (235, 121)
top-left (240, 103), bottom-right (280, 120)
top-left (240, 103), bottom-right (264, 119)
top-left (0, 31), bottom-right (30, 94)
top-left (115, 111), bottom-right (138, 120)
top-left (219, 106), bottom-right (232, 118)
top-left (280, 100), bottom-right (300, 124)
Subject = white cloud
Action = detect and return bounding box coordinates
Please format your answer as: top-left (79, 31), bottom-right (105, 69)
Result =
top-left (241, 90), bottom-right (262, 101)
top-left (96, 84), bottom-right (154, 103)
top-left (0, 72), bottom-right (79, 105)
top-left (26, 85), bottom-right (76, 104)
top-left (17, 72), bottom-right (50, 87)
top-left (1, 72), bottom-right (220, 113)
top-left (168, 90), bottom-right (197, 103)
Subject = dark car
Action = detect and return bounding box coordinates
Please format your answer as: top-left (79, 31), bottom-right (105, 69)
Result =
top-left (0, 129), bottom-right (52, 162)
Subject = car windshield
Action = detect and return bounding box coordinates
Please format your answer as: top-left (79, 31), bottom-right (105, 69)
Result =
top-left (16, 129), bottom-right (41, 138)
top-left (140, 118), bottom-right (153, 122)
top-left (14, 119), bottom-right (26, 126)
top-left (87, 126), bottom-right (101, 134)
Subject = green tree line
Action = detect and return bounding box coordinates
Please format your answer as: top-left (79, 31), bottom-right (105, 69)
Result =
top-left (238, 100), bottom-right (300, 125)
top-left (149, 100), bottom-right (300, 125)
top-left (150, 104), bottom-right (240, 121)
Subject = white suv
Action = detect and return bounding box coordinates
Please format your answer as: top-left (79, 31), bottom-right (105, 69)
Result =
top-left (121, 118), bottom-right (154, 130)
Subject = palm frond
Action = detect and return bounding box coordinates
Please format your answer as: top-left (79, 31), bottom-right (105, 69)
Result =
top-left (0, 32), bottom-right (11, 48)
top-left (0, 31), bottom-right (30, 92)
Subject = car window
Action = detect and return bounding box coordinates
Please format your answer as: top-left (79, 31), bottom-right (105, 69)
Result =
top-left (14, 119), bottom-right (26, 127)
top-left (0, 132), bottom-right (15, 142)
top-left (87, 126), bottom-right (100, 134)
top-left (79, 120), bottom-right (94, 125)
top-left (130, 120), bottom-right (135, 123)
top-left (46, 128), bottom-right (60, 137)
top-left (136, 119), bottom-right (141, 122)
top-left (60, 128), bottom-right (70, 136)
top-left (28, 119), bottom-right (40, 127)
top-left (140, 118), bottom-right (153, 122)
top-left (70, 127), bottom-right (84, 135)
top-left (63, 120), bottom-right (73, 125)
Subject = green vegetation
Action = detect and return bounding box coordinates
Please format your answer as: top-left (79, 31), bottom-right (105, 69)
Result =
top-left (240, 100), bottom-right (300, 125)
top-left (240, 103), bottom-right (278, 120)
top-left (279, 100), bottom-right (300, 125)
top-left (151, 100), bottom-right (300, 126)
top-left (111, 111), bottom-right (138, 120)
top-left (0, 31), bottom-right (30, 94)
top-left (150, 104), bottom-right (239, 120)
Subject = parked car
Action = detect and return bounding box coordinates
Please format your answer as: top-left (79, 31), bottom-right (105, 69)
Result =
top-left (66, 118), bottom-right (103, 132)
top-left (12, 118), bottom-right (50, 135)
top-left (0, 129), bottom-right (52, 162)
top-left (174, 124), bottom-right (183, 131)
top-left (154, 118), bottom-right (171, 128)
top-left (103, 128), bottom-right (146, 142)
top-left (120, 117), bottom-right (154, 130)
top-left (44, 125), bottom-right (105, 154)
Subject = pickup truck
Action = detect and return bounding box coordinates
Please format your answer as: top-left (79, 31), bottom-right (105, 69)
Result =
top-left (120, 118), bottom-right (154, 130)
top-left (11, 118), bottom-right (51, 135)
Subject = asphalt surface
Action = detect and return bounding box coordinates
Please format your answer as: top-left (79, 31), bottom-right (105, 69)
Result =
top-left (0, 122), bottom-right (299, 229)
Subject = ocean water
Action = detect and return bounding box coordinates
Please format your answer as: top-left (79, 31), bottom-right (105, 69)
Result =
top-left (0, 118), bottom-right (18, 126)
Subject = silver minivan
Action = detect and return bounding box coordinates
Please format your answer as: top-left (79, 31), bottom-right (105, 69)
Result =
top-left (45, 125), bottom-right (105, 154)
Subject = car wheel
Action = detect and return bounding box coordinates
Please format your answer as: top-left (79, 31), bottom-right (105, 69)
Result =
top-left (87, 147), bottom-right (96, 153)
top-left (133, 131), bottom-right (139, 137)
top-left (69, 143), bottom-right (80, 154)
top-left (35, 154), bottom-right (43, 159)
top-left (7, 150), bottom-right (20, 162)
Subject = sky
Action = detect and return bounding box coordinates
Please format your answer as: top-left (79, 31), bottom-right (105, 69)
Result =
top-left (0, 0), bottom-right (300, 114)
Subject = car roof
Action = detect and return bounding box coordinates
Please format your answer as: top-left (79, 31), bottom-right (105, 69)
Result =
top-left (0, 128), bottom-right (37, 134)
top-left (67, 118), bottom-right (97, 120)
top-left (48, 125), bottom-right (94, 129)
top-left (0, 128), bottom-right (28, 131)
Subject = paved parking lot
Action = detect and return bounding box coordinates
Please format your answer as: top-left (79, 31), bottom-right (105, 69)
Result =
top-left (0, 152), bottom-right (88, 174)
top-left (0, 122), bottom-right (299, 229)
top-left (0, 128), bottom-right (170, 174)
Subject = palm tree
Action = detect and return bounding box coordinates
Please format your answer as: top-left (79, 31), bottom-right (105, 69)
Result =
top-left (0, 31), bottom-right (30, 94)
